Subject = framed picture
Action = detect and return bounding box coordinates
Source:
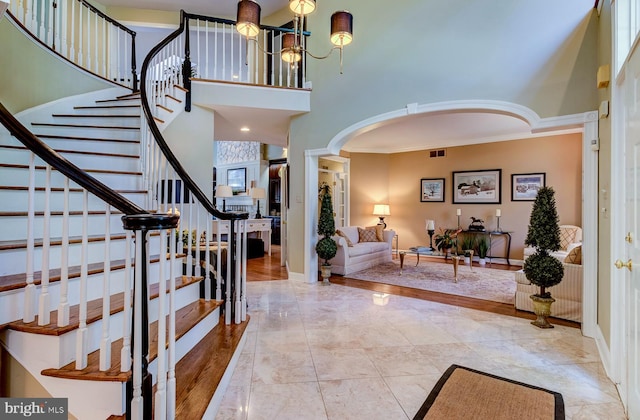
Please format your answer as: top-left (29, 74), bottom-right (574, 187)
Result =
top-left (452, 169), bottom-right (502, 204)
top-left (511, 172), bottom-right (546, 201)
top-left (227, 167), bottom-right (246, 194)
top-left (420, 178), bottom-right (445, 202)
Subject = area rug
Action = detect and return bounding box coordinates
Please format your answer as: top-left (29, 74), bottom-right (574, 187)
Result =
top-left (346, 260), bottom-right (516, 304)
top-left (413, 364), bottom-right (564, 420)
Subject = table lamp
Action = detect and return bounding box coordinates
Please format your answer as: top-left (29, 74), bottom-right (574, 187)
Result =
top-left (215, 185), bottom-right (233, 212)
top-left (373, 204), bottom-right (390, 228)
top-left (250, 187), bottom-right (266, 218)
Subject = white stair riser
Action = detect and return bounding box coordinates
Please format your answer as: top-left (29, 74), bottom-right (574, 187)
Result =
top-left (48, 116), bottom-right (141, 128)
top-left (0, 148), bottom-right (141, 172)
top-left (29, 125), bottom-right (140, 141)
top-left (0, 253), bottom-right (187, 325)
top-left (0, 213), bottom-right (130, 242)
top-left (0, 166), bottom-right (143, 190)
top-left (0, 190), bottom-right (149, 212)
top-left (0, 235), bottom-right (157, 276)
top-left (35, 138), bottom-right (141, 156)
top-left (72, 106), bottom-right (141, 116)
top-left (52, 280), bottom-right (201, 368)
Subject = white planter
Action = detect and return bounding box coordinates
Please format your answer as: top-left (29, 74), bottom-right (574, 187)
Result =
top-left (479, 258), bottom-right (486, 266)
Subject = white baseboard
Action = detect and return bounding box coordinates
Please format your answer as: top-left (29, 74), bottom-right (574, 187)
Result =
top-left (287, 271), bottom-right (307, 282)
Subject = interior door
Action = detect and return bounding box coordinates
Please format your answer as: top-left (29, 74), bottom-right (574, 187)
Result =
top-left (623, 43), bottom-right (640, 419)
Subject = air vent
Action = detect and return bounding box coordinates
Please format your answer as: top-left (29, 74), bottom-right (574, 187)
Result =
top-left (429, 149), bottom-right (446, 158)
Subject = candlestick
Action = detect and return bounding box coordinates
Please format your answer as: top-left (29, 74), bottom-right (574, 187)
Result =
top-left (456, 208), bottom-right (462, 216)
top-left (496, 209), bottom-right (501, 217)
top-left (496, 215), bottom-right (501, 232)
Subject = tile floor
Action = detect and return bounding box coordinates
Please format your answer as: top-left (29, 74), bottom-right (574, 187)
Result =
top-left (215, 280), bottom-right (627, 420)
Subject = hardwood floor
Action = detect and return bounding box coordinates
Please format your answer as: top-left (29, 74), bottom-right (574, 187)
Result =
top-left (246, 249), bottom-right (580, 329)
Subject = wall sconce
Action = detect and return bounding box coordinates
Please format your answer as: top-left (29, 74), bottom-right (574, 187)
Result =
top-left (373, 204), bottom-right (390, 228)
top-left (236, 0), bottom-right (353, 73)
top-left (215, 185), bottom-right (233, 212)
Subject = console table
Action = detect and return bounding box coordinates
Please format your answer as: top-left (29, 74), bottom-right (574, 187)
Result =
top-left (461, 230), bottom-right (512, 265)
top-left (211, 219), bottom-right (272, 256)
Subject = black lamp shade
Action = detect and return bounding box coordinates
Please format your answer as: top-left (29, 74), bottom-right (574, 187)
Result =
top-left (237, 0), bottom-right (261, 37)
top-left (281, 33), bottom-right (302, 62)
top-left (330, 11), bottom-right (353, 46)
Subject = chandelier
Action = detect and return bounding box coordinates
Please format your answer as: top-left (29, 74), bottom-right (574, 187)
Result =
top-left (236, 0), bottom-right (353, 73)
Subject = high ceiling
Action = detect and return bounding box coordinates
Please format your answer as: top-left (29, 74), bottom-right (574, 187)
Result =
top-left (106, 0), bottom-right (568, 154)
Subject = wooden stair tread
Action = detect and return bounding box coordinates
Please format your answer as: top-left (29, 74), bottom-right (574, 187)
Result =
top-left (174, 316), bottom-right (249, 419)
top-left (6, 275), bottom-right (201, 336)
top-left (74, 105), bottom-right (140, 110)
top-left (0, 251), bottom-right (185, 293)
top-left (41, 299), bottom-right (222, 382)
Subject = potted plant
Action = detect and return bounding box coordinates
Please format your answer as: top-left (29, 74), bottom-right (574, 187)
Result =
top-left (477, 236), bottom-right (489, 266)
top-left (316, 183), bottom-right (337, 284)
top-left (523, 186), bottom-right (564, 328)
top-left (459, 235), bottom-right (476, 264)
top-left (434, 228), bottom-right (462, 259)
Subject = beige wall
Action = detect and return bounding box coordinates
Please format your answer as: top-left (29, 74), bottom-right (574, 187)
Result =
top-left (350, 134), bottom-right (583, 260)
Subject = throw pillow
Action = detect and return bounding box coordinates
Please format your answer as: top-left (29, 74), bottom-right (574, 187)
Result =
top-left (358, 227), bottom-right (379, 242)
top-left (336, 229), bottom-right (354, 247)
top-left (559, 227), bottom-right (578, 250)
top-left (564, 245), bottom-right (582, 264)
top-left (366, 225), bottom-right (384, 242)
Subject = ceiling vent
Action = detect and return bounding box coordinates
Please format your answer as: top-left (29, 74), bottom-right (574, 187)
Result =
top-left (429, 149), bottom-right (446, 158)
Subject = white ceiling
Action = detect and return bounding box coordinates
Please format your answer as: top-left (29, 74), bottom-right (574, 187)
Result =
top-left (109, 0), bottom-right (563, 154)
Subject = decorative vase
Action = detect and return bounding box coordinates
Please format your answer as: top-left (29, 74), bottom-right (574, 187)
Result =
top-left (320, 264), bottom-right (332, 285)
top-left (529, 294), bottom-right (556, 328)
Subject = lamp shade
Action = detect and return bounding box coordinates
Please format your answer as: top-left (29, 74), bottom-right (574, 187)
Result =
top-left (330, 11), bottom-right (353, 46)
top-left (250, 187), bottom-right (266, 199)
top-left (215, 185), bottom-right (233, 198)
top-left (236, 0), bottom-right (261, 38)
top-left (373, 204), bottom-right (390, 216)
top-left (281, 33), bottom-right (302, 63)
top-left (289, 0), bottom-right (316, 16)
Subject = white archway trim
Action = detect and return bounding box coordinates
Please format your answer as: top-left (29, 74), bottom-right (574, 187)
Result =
top-left (327, 100), bottom-right (587, 155)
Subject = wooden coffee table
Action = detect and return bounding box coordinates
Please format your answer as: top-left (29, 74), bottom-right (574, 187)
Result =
top-left (399, 247), bottom-right (469, 282)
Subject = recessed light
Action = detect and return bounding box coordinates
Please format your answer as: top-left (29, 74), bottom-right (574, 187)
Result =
top-left (241, 127), bottom-right (250, 132)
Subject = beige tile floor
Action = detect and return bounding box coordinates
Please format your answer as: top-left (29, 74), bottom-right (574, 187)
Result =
top-left (215, 280), bottom-right (627, 420)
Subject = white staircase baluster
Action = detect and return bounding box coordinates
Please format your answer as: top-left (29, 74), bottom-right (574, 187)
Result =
top-left (167, 226), bottom-right (176, 419)
top-left (186, 193), bottom-right (193, 270)
top-left (102, 17), bottom-right (107, 77)
top-left (23, 152), bottom-right (36, 323)
top-left (75, 190), bottom-right (89, 369)
top-left (100, 203), bottom-right (111, 371)
top-left (195, 206), bottom-right (201, 278)
top-left (154, 229), bottom-right (168, 420)
top-left (241, 219), bottom-right (247, 321)
top-left (69, 0), bottom-right (75, 62)
top-left (204, 209), bottom-right (211, 301)
top-left (26, 0), bottom-right (34, 32)
top-left (60, 0), bottom-right (68, 58)
top-left (222, 23), bottom-right (226, 81)
top-left (131, 230), bottom-right (143, 420)
top-left (214, 22), bottom-right (218, 80)
top-left (77, 5), bottom-right (83, 67)
top-left (38, 164), bottom-right (52, 326)
top-left (204, 20), bottom-right (209, 79)
top-left (94, 11), bottom-right (99, 74)
top-left (215, 220), bottom-right (222, 301)
top-left (225, 220), bottom-right (231, 325)
top-left (196, 18), bottom-right (200, 79)
top-left (85, 6), bottom-right (91, 71)
top-left (120, 230), bottom-right (133, 372)
top-left (235, 220), bottom-right (243, 324)
top-left (57, 177), bottom-right (70, 326)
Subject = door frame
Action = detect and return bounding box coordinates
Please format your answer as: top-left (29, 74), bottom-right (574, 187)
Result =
top-left (304, 100), bottom-right (598, 333)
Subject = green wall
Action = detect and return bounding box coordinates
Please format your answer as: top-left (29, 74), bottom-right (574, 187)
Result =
top-left (286, 0), bottom-right (598, 275)
top-left (0, 18), bottom-right (112, 114)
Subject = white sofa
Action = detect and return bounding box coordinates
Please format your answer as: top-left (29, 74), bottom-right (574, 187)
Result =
top-left (523, 225), bottom-right (582, 261)
top-left (516, 227), bottom-right (583, 322)
top-left (514, 263), bottom-right (582, 322)
top-left (328, 226), bottom-right (395, 276)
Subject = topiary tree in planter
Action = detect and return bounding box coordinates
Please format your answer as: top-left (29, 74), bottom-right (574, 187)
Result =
top-left (523, 186), bottom-right (564, 328)
top-left (316, 183), bottom-right (337, 283)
